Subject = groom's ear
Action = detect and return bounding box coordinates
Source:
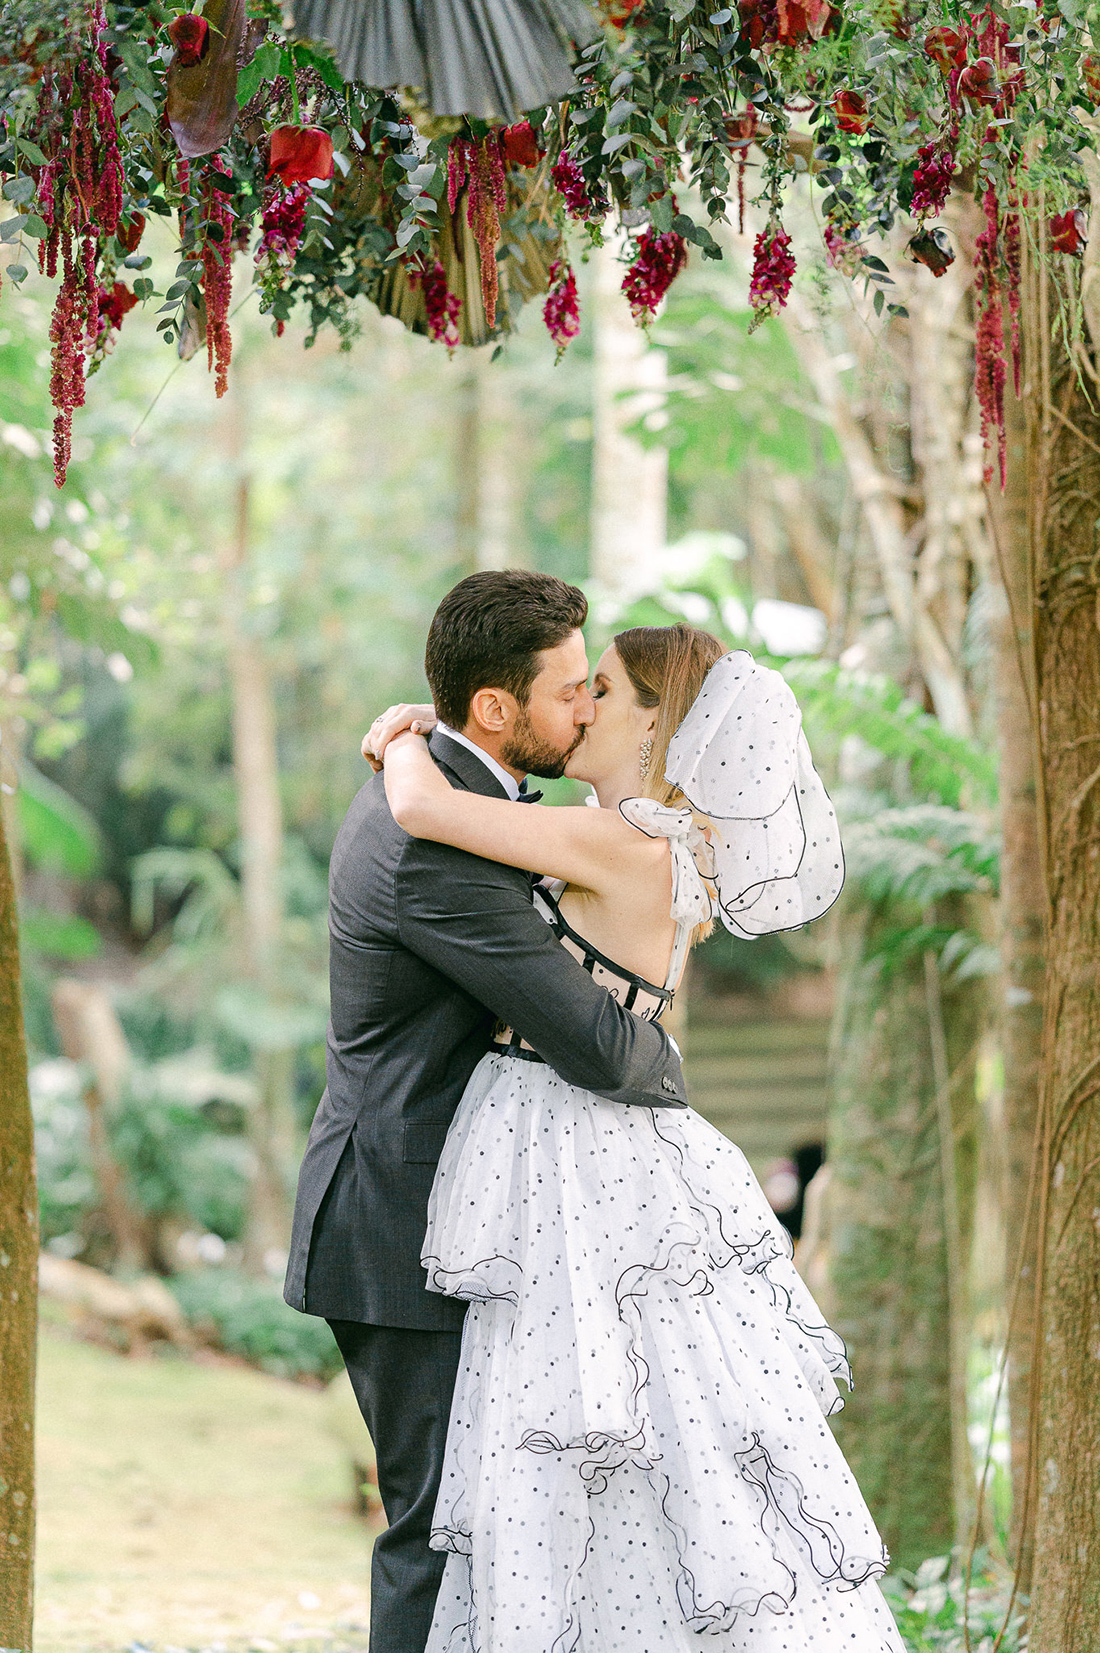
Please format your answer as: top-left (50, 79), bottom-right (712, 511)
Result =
top-left (467, 687), bottom-right (516, 736)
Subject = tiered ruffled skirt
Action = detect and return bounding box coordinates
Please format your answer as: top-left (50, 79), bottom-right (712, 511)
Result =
top-left (422, 1053), bottom-right (906, 1653)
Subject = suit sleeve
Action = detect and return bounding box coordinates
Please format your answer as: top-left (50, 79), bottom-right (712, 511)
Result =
top-left (394, 839), bottom-right (687, 1108)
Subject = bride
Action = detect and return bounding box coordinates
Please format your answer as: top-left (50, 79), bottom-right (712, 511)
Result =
top-left (371, 623), bottom-right (904, 1653)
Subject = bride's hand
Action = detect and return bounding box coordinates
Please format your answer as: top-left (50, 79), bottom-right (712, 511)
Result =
top-left (362, 703), bottom-right (437, 770)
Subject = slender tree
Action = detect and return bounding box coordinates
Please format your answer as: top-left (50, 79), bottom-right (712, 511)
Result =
top-left (1025, 240), bottom-right (1100, 1647)
top-left (0, 800), bottom-right (36, 1650)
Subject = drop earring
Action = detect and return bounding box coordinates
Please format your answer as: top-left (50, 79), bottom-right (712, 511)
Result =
top-left (639, 735), bottom-right (653, 780)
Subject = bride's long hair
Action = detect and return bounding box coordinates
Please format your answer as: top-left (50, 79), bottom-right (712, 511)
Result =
top-left (614, 623), bottom-right (726, 808)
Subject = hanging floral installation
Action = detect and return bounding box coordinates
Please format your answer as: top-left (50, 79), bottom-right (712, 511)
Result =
top-left (0, 0), bottom-right (1097, 483)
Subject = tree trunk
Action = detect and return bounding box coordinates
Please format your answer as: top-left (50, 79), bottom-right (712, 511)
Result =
top-left (985, 375), bottom-right (1044, 1588)
top-left (827, 907), bottom-right (978, 1569)
top-left (220, 374), bottom-right (295, 1275)
top-left (50, 979), bottom-right (148, 1273)
top-left (454, 351), bottom-right (522, 574)
top-left (0, 798), bottom-right (37, 1651)
top-left (590, 240), bottom-right (667, 597)
top-left (1026, 260), bottom-right (1100, 1646)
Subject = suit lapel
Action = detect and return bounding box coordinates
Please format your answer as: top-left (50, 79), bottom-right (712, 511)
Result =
top-left (428, 729), bottom-right (511, 800)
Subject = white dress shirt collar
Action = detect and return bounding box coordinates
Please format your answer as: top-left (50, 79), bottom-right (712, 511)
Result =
top-left (435, 722), bottom-right (522, 801)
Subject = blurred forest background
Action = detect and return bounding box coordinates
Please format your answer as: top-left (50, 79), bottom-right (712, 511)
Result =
top-left (5, 194), bottom-right (1030, 1650)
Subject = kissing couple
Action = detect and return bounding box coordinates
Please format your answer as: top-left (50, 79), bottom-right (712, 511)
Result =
top-left (284, 570), bottom-right (905, 1653)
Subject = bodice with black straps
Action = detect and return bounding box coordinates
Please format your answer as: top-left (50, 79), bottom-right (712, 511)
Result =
top-left (490, 879), bottom-right (691, 1061)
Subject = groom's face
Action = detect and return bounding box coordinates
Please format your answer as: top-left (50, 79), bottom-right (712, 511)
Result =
top-left (500, 629), bottom-right (594, 779)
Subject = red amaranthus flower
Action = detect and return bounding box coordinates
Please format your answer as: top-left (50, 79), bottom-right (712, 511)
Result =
top-left (33, 0), bottom-right (123, 486)
top-left (543, 259), bottom-right (580, 356)
top-left (448, 136), bottom-right (508, 328)
top-left (622, 229), bottom-right (688, 324)
top-left (201, 154), bottom-right (235, 395)
top-left (748, 225), bottom-right (795, 327)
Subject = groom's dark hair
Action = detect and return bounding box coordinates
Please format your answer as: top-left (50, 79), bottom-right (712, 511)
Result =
top-left (426, 571), bottom-right (588, 729)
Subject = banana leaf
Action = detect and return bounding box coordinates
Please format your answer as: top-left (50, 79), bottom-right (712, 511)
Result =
top-left (167, 0), bottom-right (246, 159)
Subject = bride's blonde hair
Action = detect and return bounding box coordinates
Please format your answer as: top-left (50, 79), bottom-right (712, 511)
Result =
top-left (613, 623), bottom-right (727, 808)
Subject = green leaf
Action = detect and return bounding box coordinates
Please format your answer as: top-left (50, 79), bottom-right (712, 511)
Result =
top-left (2, 176), bottom-right (34, 205)
top-left (5, 263), bottom-right (27, 283)
top-left (0, 214), bottom-right (25, 243)
top-left (21, 214), bottom-right (47, 239)
top-left (235, 39), bottom-right (286, 105)
top-left (16, 139), bottom-right (48, 166)
top-left (17, 763), bottom-right (100, 877)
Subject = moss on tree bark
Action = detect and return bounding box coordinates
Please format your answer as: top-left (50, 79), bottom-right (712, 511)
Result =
top-left (0, 797), bottom-right (36, 1649)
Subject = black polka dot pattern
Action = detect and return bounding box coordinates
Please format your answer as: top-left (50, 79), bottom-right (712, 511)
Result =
top-left (664, 652), bottom-right (846, 941)
top-left (421, 1057), bottom-right (906, 1653)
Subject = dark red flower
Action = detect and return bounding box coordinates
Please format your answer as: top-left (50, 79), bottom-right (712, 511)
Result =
top-left (551, 151), bottom-right (608, 221)
top-left (543, 259), bottom-right (580, 355)
top-left (118, 212), bottom-right (145, 254)
top-left (97, 280), bottom-right (138, 330)
top-left (167, 13), bottom-right (209, 66)
top-left (267, 125), bottom-right (334, 185)
top-left (502, 122), bottom-right (542, 168)
top-left (601, 0), bottom-right (644, 26)
top-left (408, 259), bottom-right (461, 351)
top-left (924, 25), bottom-right (967, 72)
top-left (622, 229), bottom-right (688, 323)
top-left (1050, 209), bottom-right (1087, 256)
top-left (1082, 56), bottom-right (1100, 106)
top-left (911, 141), bottom-right (957, 219)
top-left (957, 58), bottom-right (999, 106)
top-left (907, 227), bottom-right (955, 277)
top-left (832, 91), bottom-right (870, 134)
top-left (748, 225), bottom-right (795, 326)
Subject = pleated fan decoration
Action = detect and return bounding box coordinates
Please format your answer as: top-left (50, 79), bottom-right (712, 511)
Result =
top-left (288, 0), bottom-right (599, 119)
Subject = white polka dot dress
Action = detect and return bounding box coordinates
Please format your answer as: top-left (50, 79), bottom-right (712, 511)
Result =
top-left (419, 672), bottom-right (901, 1652)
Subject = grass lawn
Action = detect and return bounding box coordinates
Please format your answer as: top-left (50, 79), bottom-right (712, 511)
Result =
top-left (35, 1325), bottom-right (375, 1652)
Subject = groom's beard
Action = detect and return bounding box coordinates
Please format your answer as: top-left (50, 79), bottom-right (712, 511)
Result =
top-left (501, 708), bottom-right (585, 780)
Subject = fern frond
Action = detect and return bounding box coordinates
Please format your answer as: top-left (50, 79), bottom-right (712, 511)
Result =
top-left (784, 661), bottom-right (998, 808)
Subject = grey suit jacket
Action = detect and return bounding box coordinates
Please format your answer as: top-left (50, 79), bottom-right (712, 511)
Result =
top-left (284, 731), bottom-right (687, 1330)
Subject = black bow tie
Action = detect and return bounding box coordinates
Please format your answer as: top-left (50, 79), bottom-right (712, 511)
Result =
top-left (517, 785), bottom-right (542, 804)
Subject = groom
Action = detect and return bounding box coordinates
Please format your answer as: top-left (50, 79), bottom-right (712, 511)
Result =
top-left (285, 570), bottom-right (686, 1653)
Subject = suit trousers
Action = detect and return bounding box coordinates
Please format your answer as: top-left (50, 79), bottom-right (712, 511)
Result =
top-left (328, 1318), bottom-right (465, 1653)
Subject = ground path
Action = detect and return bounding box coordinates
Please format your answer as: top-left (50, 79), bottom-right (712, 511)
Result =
top-left (36, 1327), bottom-right (374, 1653)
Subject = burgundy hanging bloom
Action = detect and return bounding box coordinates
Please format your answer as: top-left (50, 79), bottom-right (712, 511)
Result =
top-left (267, 125), bottom-right (334, 185)
top-left (1082, 56), bottom-right (1100, 105)
top-left (1050, 208), bottom-right (1087, 256)
top-left (118, 213), bottom-right (146, 254)
top-left (725, 107), bottom-right (758, 234)
top-left (543, 259), bottom-right (580, 355)
top-left (256, 181), bottom-right (309, 264)
top-left (911, 141), bottom-right (957, 220)
top-left (167, 13), bottom-right (209, 65)
top-left (409, 260), bottom-right (462, 351)
top-left (551, 150), bottom-right (609, 221)
top-left (832, 91), bottom-right (870, 134)
top-left (448, 136), bottom-right (508, 328)
top-left (502, 122), bottom-right (542, 168)
top-left (622, 229), bottom-right (688, 324)
top-left (33, 0), bottom-right (123, 486)
top-left (974, 185), bottom-right (1006, 488)
top-left (907, 227), bottom-right (955, 277)
top-left (201, 154), bottom-right (235, 395)
top-left (748, 226), bottom-right (796, 327)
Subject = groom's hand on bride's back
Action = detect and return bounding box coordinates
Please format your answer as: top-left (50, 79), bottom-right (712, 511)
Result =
top-left (362, 703), bottom-right (438, 770)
